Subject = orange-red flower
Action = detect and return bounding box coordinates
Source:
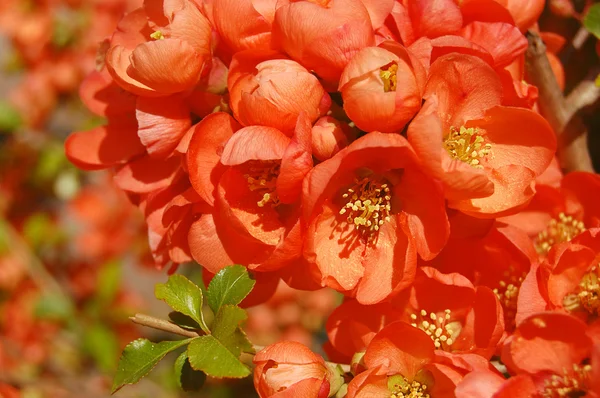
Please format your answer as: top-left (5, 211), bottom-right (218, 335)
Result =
top-left (500, 171), bottom-right (600, 256)
top-left (212, 0), bottom-right (277, 53)
top-left (346, 321), bottom-right (465, 398)
top-left (253, 341), bottom-right (333, 398)
top-left (339, 41), bottom-right (426, 133)
top-left (516, 228), bottom-right (600, 328)
top-left (491, 0), bottom-right (545, 31)
top-left (228, 50), bottom-right (330, 135)
top-left (187, 112), bottom-right (312, 275)
top-left (408, 53), bottom-right (556, 217)
top-left (310, 116), bottom-right (356, 161)
top-left (302, 132), bottom-right (449, 304)
top-left (394, 267), bottom-right (506, 359)
top-left (501, 312), bottom-right (599, 396)
top-left (272, 0), bottom-right (375, 86)
top-left (106, 1), bottom-right (212, 96)
top-left (427, 215), bottom-right (535, 332)
top-left (325, 299), bottom-right (403, 363)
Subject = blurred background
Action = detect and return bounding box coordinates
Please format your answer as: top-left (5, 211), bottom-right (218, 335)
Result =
top-left (0, 0), bottom-right (599, 397)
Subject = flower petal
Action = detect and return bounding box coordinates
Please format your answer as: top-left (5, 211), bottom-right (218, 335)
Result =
top-left (220, 126), bottom-right (291, 166)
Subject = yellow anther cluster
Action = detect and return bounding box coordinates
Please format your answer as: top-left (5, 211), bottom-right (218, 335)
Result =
top-left (150, 30), bottom-right (165, 40)
top-left (339, 177), bottom-right (391, 238)
top-left (444, 126), bottom-right (492, 168)
top-left (535, 213), bottom-right (586, 255)
top-left (380, 62), bottom-right (398, 92)
top-left (410, 309), bottom-right (457, 349)
top-left (542, 364), bottom-right (592, 398)
top-left (563, 266), bottom-right (600, 316)
top-left (389, 376), bottom-right (430, 398)
top-left (493, 270), bottom-right (525, 329)
top-left (245, 162), bottom-right (281, 208)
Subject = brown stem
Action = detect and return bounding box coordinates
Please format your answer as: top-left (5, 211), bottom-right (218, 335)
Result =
top-left (565, 68), bottom-right (600, 112)
top-left (129, 313), bottom-right (202, 338)
top-left (525, 31), bottom-right (595, 173)
top-left (130, 314), bottom-right (353, 373)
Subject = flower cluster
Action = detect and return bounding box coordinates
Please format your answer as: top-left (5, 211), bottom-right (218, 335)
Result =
top-left (65, 0), bottom-right (600, 396)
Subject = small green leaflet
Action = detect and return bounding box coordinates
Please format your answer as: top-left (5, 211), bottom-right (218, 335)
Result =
top-left (187, 335), bottom-right (251, 378)
top-left (584, 4), bottom-right (600, 39)
top-left (112, 338), bottom-right (191, 393)
top-left (155, 274), bottom-right (210, 333)
top-left (174, 352), bottom-right (206, 391)
top-left (207, 265), bottom-right (256, 313)
top-left (212, 305), bottom-right (254, 356)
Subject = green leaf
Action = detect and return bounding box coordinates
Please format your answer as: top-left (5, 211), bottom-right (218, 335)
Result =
top-left (168, 311), bottom-right (201, 330)
top-left (212, 305), bottom-right (254, 356)
top-left (207, 265), bottom-right (256, 313)
top-left (584, 4), bottom-right (600, 39)
top-left (112, 338), bottom-right (191, 393)
top-left (155, 274), bottom-right (209, 333)
top-left (187, 336), bottom-right (251, 378)
top-left (174, 352), bottom-right (207, 392)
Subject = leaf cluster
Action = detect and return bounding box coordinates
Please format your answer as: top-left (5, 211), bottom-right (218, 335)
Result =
top-left (112, 265), bottom-right (256, 394)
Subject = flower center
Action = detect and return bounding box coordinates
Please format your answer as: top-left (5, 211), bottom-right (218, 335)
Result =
top-left (563, 266), bottom-right (600, 316)
top-left (542, 364), bottom-right (592, 398)
top-left (534, 213), bottom-right (586, 255)
top-left (443, 126), bottom-right (491, 168)
top-left (410, 309), bottom-right (460, 350)
top-left (150, 30), bottom-right (165, 40)
top-left (244, 161), bottom-right (281, 208)
top-left (339, 177), bottom-right (392, 239)
top-left (388, 375), bottom-right (430, 398)
top-left (380, 62), bottom-right (398, 92)
top-left (493, 270), bottom-right (526, 331)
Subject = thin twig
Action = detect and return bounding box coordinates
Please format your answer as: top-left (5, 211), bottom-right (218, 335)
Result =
top-left (561, 26), bottom-right (590, 65)
top-left (130, 314), bottom-right (353, 373)
top-left (566, 67), bottom-right (600, 112)
top-left (525, 31), bottom-right (595, 173)
top-left (129, 313), bottom-right (202, 338)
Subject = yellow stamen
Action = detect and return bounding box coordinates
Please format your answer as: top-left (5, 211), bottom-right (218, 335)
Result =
top-left (493, 268), bottom-right (526, 331)
top-left (380, 62), bottom-right (398, 92)
top-left (563, 266), bottom-right (600, 316)
top-left (150, 30), bottom-right (165, 40)
top-left (339, 177), bottom-right (392, 240)
top-left (542, 364), bottom-right (592, 398)
top-left (410, 309), bottom-right (460, 350)
top-left (245, 162), bottom-right (281, 208)
top-left (388, 375), bottom-right (430, 398)
top-left (444, 126), bottom-right (492, 169)
top-left (534, 213), bottom-right (586, 255)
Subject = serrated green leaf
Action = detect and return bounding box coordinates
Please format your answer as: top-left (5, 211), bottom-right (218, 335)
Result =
top-left (112, 338), bottom-right (191, 393)
top-left (168, 311), bottom-right (201, 330)
top-left (187, 335), bottom-right (251, 378)
top-left (207, 265), bottom-right (256, 313)
top-left (584, 4), bottom-right (600, 39)
top-left (174, 352), bottom-right (207, 391)
top-left (212, 305), bottom-right (253, 356)
top-left (155, 274), bottom-right (209, 333)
